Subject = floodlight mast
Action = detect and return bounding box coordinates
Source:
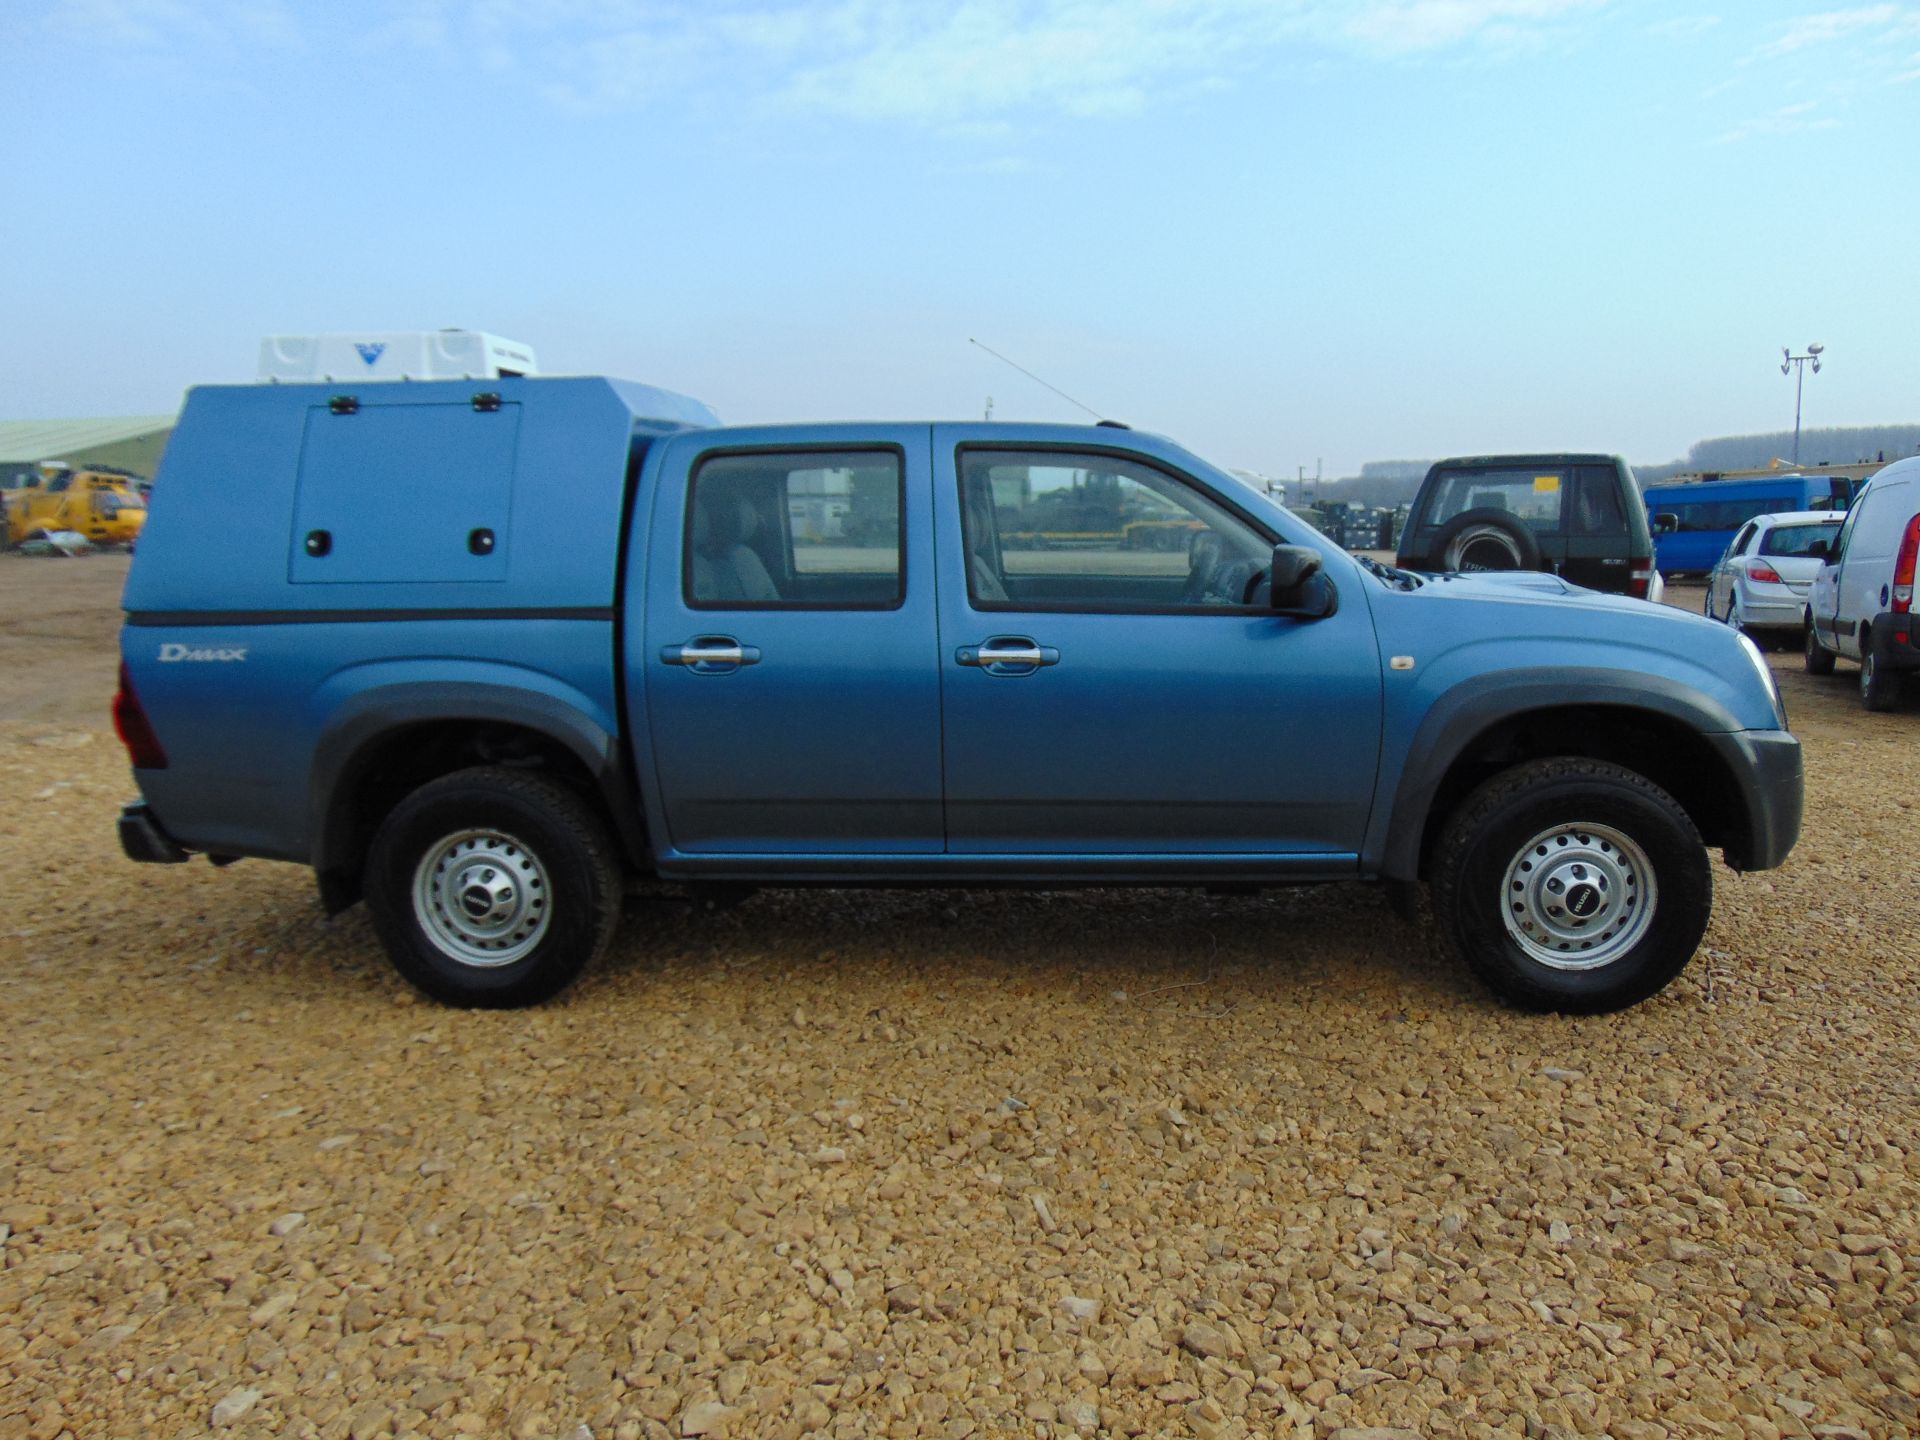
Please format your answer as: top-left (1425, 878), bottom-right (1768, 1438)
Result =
top-left (1780, 343), bottom-right (1825, 464)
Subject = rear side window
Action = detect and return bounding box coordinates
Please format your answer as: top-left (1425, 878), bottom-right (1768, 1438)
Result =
top-left (1422, 468), bottom-right (1566, 532)
top-left (1571, 466), bottom-right (1626, 536)
top-left (1759, 521), bottom-right (1841, 557)
top-left (686, 449), bottom-right (903, 610)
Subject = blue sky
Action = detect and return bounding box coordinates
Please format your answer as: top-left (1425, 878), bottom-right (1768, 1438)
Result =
top-left (4, 0), bottom-right (1916, 475)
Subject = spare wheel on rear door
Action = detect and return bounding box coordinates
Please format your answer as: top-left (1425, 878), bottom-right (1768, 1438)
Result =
top-left (1435, 508), bottom-right (1544, 572)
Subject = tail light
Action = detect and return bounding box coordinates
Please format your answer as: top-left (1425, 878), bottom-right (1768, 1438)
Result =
top-left (1629, 565), bottom-right (1653, 599)
top-left (1894, 513), bottom-right (1920, 613)
top-left (1747, 562), bottom-right (1784, 585)
top-left (112, 662), bottom-right (169, 769)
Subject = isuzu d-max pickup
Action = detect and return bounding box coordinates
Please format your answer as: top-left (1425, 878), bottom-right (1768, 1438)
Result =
top-left (115, 377), bottom-right (1802, 1012)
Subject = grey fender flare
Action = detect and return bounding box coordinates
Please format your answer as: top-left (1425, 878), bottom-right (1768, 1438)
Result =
top-left (308, 681), bottom-right (648, 887)
top-left (1372, 670), bottom-right (1745, 883)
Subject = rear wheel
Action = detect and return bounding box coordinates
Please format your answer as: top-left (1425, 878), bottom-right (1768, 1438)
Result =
top-left (1431, 758), bottom-right (1711, 1014)
top-left (364, 766), bottom-right (622, 1007)
top-left (1861, 644), bottom-right (1905, 712)
top-left (1804, 618), bottom-right (1836, 676)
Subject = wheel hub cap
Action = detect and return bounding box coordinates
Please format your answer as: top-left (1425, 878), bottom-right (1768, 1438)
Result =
top-left (1500, 822), bottom-right (1657, 971)
top-left (413, 829), bottom-right (551, 968)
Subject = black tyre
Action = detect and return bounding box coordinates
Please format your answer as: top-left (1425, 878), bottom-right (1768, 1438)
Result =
top-left (1430, 758), bottom-right (1712, 1014)
top-left (1432, 509), bottom-right (1544, 573)
top-left (1861, 643), bottom-right (1905, 712)
top-left (363, 766), bottom-right (622, 1007)
top-left (1804, 618), bottom-right (1836, 676)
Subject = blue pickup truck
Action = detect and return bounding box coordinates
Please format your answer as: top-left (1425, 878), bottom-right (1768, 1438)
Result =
top-left (115, 377), bottom-right (1803, 1013)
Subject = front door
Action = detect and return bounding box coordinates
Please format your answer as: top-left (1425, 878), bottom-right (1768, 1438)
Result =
top-left (933, 432), bottom-right (1383, 861)
top-left (1814, 484), bottom-right (1879, 659)
top-left (637, 430), bottom-right (944, 854)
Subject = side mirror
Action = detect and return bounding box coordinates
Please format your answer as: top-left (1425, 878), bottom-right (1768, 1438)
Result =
top-left (1807, 538), bottom-right (1830, 559)
top-left (1268, 544), bottom-right (1337, 619)
top-left (1653, 512), bottom-right (1679, 536)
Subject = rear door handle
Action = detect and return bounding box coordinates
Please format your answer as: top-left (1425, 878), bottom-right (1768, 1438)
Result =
top-left (955, 636), bottom-right (1059, 676)
top-left (661, 635), bottom-right (761, 674)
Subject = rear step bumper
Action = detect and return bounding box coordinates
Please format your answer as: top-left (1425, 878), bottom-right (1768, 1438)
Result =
top-left (119, 801), bottom-right (190, 864)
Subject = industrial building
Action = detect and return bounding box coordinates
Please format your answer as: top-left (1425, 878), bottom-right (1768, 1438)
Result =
top-left (0, 416), bottom-right (176, 487)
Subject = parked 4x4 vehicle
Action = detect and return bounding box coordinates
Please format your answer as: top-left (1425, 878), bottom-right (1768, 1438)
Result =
top-left (1804, 457), bottom-right (1920, 711)
top-left (115, 379), bottom-right (1801, 1013)
top-left (1396, 453), bottom-right (1661, 601)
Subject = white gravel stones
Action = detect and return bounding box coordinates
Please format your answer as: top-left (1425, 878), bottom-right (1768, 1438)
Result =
top-left (210, 1388), bottom-right (262, 1426)
top-left (677, 1400), bottom-right (733, 1435)
top-left (3, 572), bottom-right (1919, 1439)
top-left (266, 1211), bottom-right (304, 1236)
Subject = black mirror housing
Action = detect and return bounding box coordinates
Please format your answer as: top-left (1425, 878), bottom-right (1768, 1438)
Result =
top-left (1269, 544), bottom-right (1336, 619)
top-left (1653, 512), bottom-right (1679, 536)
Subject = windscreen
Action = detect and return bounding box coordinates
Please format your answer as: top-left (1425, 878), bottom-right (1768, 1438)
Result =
top-left (1422, 468), bottom-right (1566, 531)
top-left (1759, 521), bottom-right (1841, 557)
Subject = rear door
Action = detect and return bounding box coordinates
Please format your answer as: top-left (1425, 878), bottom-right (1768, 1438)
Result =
top-left (635, 428), bottom-right (945, 855)
top-left (1711, 521), bottom-right (1758, 617)
top-left (931, 432), bottom-right (1382, 862)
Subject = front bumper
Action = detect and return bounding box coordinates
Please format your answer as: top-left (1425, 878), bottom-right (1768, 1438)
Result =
top-left (119, 801), bottom-right (190, 864)
top-left (1871, 611), bottom-right (1920, 671)
top-left (1704, 730), bottom-right (1803, 873)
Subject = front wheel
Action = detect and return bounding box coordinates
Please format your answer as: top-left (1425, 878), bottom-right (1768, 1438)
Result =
top-left (364, 767), bottom-right (623, 1007)
top-left (1430, 758), bottom-right (1712, 1014)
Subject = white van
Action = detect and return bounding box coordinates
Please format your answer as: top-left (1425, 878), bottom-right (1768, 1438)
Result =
top-left (1805, 456), bottom-right (1920, 710)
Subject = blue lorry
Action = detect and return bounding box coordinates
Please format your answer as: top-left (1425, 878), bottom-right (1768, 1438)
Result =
top-left (115, 377), bottom-right (1804, 1013)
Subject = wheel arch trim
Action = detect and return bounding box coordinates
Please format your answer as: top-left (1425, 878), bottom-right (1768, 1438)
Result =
top-left (308, 679), bottom-right (648, 892)
top-left (1370, 670), bottom-right (1746, 883)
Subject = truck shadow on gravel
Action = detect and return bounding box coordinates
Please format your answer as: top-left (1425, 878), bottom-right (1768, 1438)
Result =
top-left (589, 881), bottom-right (1485, 1011)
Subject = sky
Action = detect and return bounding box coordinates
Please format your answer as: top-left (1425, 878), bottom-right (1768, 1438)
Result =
top-left (3, 0), bottom-right (1916, 477)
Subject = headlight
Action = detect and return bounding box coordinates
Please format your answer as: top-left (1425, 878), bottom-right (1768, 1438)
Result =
top-left (1737, 631), bottom-right (1788, 728)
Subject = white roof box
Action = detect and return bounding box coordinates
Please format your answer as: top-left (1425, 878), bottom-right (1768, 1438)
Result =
top-left (258, 330), bottom-right (538, 383)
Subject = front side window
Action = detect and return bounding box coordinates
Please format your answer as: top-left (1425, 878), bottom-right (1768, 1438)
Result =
top-left (1729, 522), bottom-right (1757, 556)
top-left (686, 449), bottom-right (903, 609)
top-left (1830, 496), bottom-right (1867, 563)
top-left (959, 449), bottom-right (1270, 610)
top-left (1424, 468), bottom-right (1566, 533)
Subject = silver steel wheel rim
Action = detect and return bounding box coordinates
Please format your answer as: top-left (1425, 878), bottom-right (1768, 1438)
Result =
top-left (412, 828), bottom-right (551, 968)
top-left (1500, 822), bottom-right (1657, 971)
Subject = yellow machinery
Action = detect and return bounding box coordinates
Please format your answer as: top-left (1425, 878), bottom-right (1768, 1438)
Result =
top-left (5, 464), bottom-right (148, 547)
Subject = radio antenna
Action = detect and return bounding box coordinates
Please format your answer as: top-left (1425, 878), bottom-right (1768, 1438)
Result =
top-left (969, 338), bottom-right (1104, 422)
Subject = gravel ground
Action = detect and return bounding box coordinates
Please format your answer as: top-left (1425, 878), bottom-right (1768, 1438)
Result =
top-left (3, 554), bottom-right (1919, 1440)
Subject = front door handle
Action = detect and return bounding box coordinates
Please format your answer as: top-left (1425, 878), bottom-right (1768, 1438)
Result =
top-left (661, 635), bottom-right (761, 674)
top-left (955, 636), bottom-right (1060, 676)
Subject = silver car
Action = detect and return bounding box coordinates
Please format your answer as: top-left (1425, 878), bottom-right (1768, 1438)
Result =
top-left (1706, 510), bottom-right (1844, 639)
